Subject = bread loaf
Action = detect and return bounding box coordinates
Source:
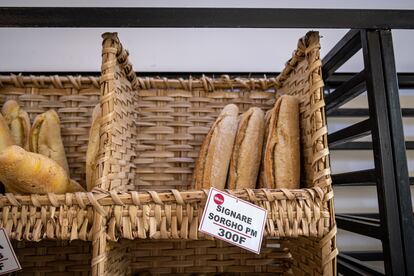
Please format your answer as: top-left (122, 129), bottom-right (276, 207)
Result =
top-left (228, 107), bottom-right (265, 189)
top-left (193, 104), bottom-right (239, 189)
top-left (259, 109), bottom-right (273, 188)
top-left (86, 104), bottom-right (101, 191)
top-left (0, 145), bottom-right (70, 194)
top-left (29, 109), bottom-right (69, 174)
top-left (0, 113), bottom-right (14, 152)
top-left (262, 95), bottom-right (300, 189)
top-left (1, 100), bottom-right (30, 150)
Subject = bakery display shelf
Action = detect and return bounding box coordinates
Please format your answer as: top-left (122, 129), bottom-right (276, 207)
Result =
top-left (0, 30), bottom-right (336, 275)
top-left (0, 7), bottom-right (413, 276)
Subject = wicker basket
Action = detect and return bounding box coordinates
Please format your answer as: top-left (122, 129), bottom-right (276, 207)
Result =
top-left (12, 240), bottom-right (91, 275)
top-left (0, 30), bottom-right (337, 275)
top-left (92, 31), bottom-right (337, 275)
top-left (0, 75), bottom-right (103, 275)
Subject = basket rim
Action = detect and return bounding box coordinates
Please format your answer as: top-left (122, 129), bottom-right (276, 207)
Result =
top-left (0, 73), bottom-right (278, 92)
top-left (0, 187), bottom-right (330, 208)
top-left (0, 74), bottom-right (100, 89)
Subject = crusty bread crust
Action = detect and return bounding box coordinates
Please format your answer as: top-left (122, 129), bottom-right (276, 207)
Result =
top-left (193, 104), bottom-right (239, 189)
top-left (228, 107), bottom-right (264, 189)
top-left (259, 108), bottom-right (273, 188)
top-left (29, 109), bottom-right (70, 174)
top-left (263, 95), bottom-right (300, 189)
top-left (0, 113), bottom-right (14, 152)
top-left (274, 96), bottom-right (300, 189)
top-left (1, 100), bottom-right (30, 150)
top-left (0, 145), bottom-right (69, 194)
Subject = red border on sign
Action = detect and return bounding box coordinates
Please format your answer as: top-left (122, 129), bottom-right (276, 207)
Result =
top-left (198, 187), bottom-right (268, 255)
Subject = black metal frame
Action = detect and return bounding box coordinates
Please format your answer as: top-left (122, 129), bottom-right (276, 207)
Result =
top-left (1, 7), bottom-right (414, 276)
top-left (337, 253), bottom-right (384, 276)
top-left (0, 8), bottom-right (414, 28)
top-left (324, 29), bottom-right (414, 275)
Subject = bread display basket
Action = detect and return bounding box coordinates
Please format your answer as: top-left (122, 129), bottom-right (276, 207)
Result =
top-left (0, 30), bottom-right (337, 275)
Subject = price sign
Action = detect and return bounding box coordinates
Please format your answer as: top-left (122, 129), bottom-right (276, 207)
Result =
top-left (199, 188), bottom-right (267, 254)
top-left (0, 229), bottom-right (21, 275)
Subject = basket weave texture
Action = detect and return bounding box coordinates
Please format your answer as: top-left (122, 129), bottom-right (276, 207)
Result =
top-left (94, 31), bottom-right (337, 275)
top-left (0, 30), bottom-right (337, 275)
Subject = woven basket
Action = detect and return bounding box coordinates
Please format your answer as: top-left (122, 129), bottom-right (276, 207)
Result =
top-left (12, 240), bottom-right (91, 275)
top-left (92, 31), bottom-right (337, 275)
top-left (0, 75), bottom-right (101, 275)
top-left (0, 30), bottom-right (337, 275)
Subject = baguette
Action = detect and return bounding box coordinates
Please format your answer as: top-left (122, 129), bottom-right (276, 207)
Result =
top-left (29, 109), bottom-right (70, 174)
top-left (86, 104), bottom-right (101, 191)
top-left (262, 95), bottom-right (300, 189)
top-left (0, 113), bottom-right (14, 152)
top-left (1, 100), bottom-right (30, 150)
top-left (258, 109), bottom-right (273, 188)
top-left (228, 107), bottom-right (265, 189)
top-left (0, 145), bottom-right (70, 194)
top-left (193, 104), bottom-right (239, 189)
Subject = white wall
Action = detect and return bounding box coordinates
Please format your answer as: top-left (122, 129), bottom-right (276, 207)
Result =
top-left (0, 0), bottom-right (413, 72)
top-left (1, 1), bottom-right (414, 272)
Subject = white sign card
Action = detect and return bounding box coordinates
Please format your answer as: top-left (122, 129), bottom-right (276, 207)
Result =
top-left (199, 188), bottom-right (267, 254)
top-left (0, 229), bottom-right (21, 275)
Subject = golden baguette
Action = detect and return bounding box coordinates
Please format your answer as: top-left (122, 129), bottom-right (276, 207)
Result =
top-left (263, 95), bottom-right (300, 189)
top-left (0, 113), bottom-right (15, 152)
top-left (0, 145), bottom-right (70, 194)
top-left (29, 109), bottom-right (69, 174)
top-left (86, 104), bottom-right (101, 191)
top-left (228, 107), bottom-right (265, 189)
top-left (1, 100), bottom-right (30, 150)
top-left (193, 104), bottom-right (239, 189)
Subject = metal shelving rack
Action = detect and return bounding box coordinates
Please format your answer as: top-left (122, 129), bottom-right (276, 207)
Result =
top-left (0, 7), bottom-right (413, 276)
top-left (323, 29), bottom-right (414, 276)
